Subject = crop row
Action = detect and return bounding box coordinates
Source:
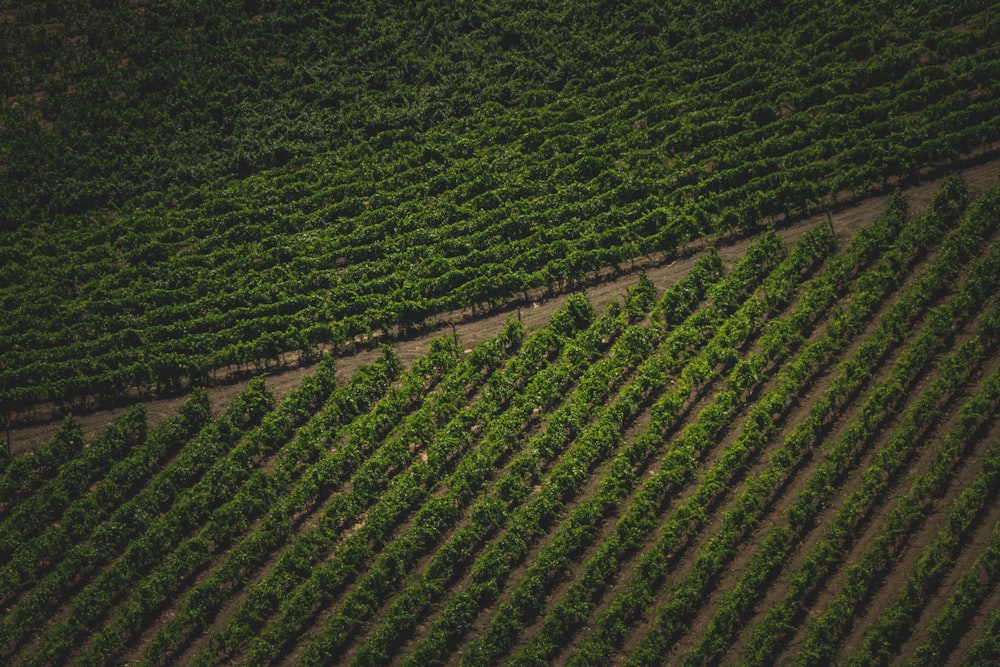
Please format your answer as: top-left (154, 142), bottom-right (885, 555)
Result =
top-left (906, 511), bottom-right (1000, 666)
top-left (143, 230), bottom-right (779, 666)
top-left (330, 240), bottom-right (777, 667)
top-left (162, 180), bottom-right (912, 665)
top-left (792, 334), bottom-right (1000, 667)
top-left (846, 381), bottom-right (1000, 666)
top-left (169, 313), bottom-right (566, 667)
top-left (681, 193), bottom-right (1000, 665)
top-left (3, 2), bottom-right (999, 412)
top-left (672, 240), bottom-right (1000, 666)
top-left (545, 182), bottom-right (960, 666)
top-left (295, 242), bottom-right (780, 666)
top-left (504, 167), bottom-right (924, 659)
top-left (386, 223), bottom-right (814, 667)
top-left (69, 339), bottom-right (467, 667)
top-left (5, 180), bottom-right (1000, 666)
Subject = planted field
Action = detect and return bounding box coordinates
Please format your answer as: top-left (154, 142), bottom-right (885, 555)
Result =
top-left (2, 0), bottom-right (1000, 412)
top-left (4, 1), bottom-right (1000, 665)
top-left (2, 175), bottom-right (999, 665)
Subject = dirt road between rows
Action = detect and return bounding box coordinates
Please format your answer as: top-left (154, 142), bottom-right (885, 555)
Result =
top-left (8, 156), bottom-right (1000, 456)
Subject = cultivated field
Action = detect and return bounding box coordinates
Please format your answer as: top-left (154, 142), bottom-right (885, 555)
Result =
top-left (3, 175), bottom-right (999, 666)
top-left (3, 0), bottom-right (1000, 415)
top-left (3, 2), bottom-right (1000, 665)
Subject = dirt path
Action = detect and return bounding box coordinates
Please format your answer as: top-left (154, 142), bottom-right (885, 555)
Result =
top-left (8, 157), bottom-right (1000, 457)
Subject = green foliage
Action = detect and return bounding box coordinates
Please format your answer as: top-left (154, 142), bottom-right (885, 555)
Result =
top-left (4, 182), bottom-right (1000, 667)
top-left (625, 272), bottom-right (657, 320)
top-left (2, 0), bottom-right (999, 410)
top-left (4, 5), bottom-right (1000, 666)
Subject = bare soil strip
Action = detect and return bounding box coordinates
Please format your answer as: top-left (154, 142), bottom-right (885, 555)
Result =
top-left (9, 158), bottom-right (1000, 458)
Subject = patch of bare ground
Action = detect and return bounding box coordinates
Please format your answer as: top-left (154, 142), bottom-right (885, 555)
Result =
top-left (770, 346), bottom-right (1000, 666)
top-left (9, 156), bottom-right (999, 459)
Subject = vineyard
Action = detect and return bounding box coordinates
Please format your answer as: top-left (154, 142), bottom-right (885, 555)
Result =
top-left (2, 0), bottom-right (1000, 413)
top-left (1, 175), bottom-right (999, 665)
top-left (3, 1), bottom-right (1000, 665)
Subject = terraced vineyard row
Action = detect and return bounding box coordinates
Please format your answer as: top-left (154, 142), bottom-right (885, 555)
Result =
top-left (1, 176), bottom-right (997, 665)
